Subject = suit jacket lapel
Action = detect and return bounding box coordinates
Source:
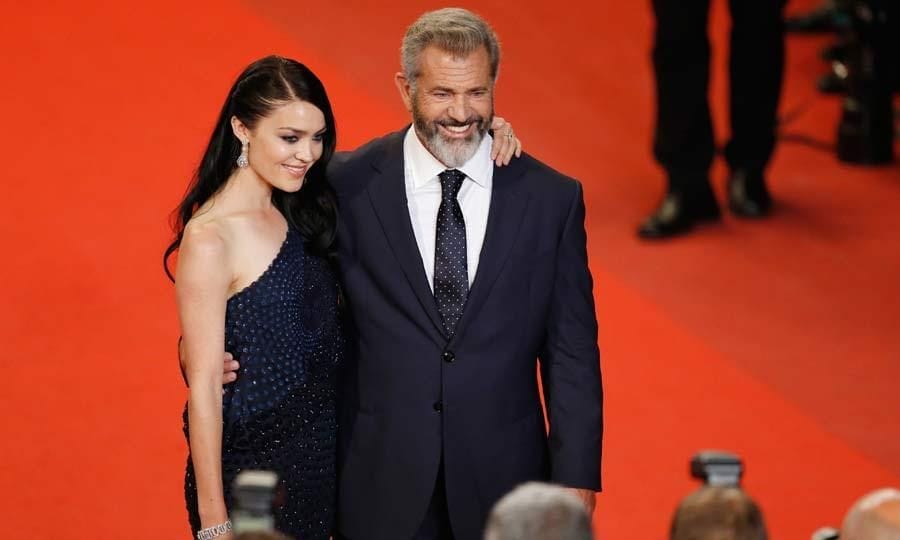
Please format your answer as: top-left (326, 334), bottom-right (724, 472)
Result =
top-left (452, 157), bottom-right (530, 343)
top-left (366, 131), bottom-right (448, 341)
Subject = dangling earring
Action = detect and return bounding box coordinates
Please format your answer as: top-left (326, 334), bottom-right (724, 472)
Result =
top-left (236, 140), bottom-right (249, 168)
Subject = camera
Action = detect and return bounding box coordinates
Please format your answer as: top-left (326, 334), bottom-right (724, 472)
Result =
top-left (232, 470), bottom-right (280, 534)
top-left (834, 0), bottom-right (895, 164)
top-left (689, 450), bottom-right (743, 487)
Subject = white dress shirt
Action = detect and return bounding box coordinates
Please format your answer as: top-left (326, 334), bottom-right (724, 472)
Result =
top-left (403, 126), bottom-right (493, 290)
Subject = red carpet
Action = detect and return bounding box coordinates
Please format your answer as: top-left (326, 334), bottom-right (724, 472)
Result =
top-left (2, 1), bottom-right (898, 538)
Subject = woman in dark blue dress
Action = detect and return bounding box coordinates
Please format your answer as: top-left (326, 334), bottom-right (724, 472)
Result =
top-left (164, 56), bottom-right (341, 540)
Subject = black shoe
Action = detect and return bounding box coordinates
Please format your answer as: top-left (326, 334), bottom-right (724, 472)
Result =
top-left (637, 190), bottom-right (720, 240)
top-left (728, 169), bottom-right (772, 218)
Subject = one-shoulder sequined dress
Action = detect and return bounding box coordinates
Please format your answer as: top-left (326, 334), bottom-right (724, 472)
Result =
top-left (183, 226), bottom-right (343, 539)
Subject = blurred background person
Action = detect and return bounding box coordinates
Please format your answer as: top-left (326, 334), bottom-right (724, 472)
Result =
top-left (484, 482), bottom-right (593, 540)
top-left (841, 487), bottom-right (900, 540)
top-left (639, 0), bottom-right (787, 239)
top-left (669, 485), bottom-right (768, 540)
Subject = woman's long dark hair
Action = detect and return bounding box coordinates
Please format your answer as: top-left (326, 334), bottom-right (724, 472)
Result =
top-left (164, 56), bottom-right (338, 281)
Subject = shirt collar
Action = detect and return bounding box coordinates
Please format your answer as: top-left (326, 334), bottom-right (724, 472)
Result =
top-left (404, 126), bottom-right (493, 190)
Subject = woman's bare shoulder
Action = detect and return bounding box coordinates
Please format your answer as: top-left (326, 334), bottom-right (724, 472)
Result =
top-left (182, 218), bottom-right (229, 257)
top-left (176, 219), bottom-right (233, 291)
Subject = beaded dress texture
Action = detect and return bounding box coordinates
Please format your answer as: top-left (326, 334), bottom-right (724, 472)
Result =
top-left (183, 226), bottom-right (342, 539)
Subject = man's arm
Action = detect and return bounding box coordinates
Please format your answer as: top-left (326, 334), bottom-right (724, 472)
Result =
top-left (539, 180), bottom-right (603, 511)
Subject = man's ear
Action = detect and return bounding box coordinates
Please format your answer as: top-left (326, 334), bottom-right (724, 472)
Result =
top-left (230, 116), bottom-right (250, 143)
top-left (394, 72), bottom-right (414, 112)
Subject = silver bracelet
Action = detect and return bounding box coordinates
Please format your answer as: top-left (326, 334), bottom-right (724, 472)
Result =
top-left (196, 520), bottom-right (232, 540)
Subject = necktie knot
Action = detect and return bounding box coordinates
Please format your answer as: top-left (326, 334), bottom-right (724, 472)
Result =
top-left (438, 169), bottom-right (466, 199)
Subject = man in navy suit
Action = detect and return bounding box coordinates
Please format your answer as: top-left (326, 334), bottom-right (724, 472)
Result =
top-left (329, 8), bottom-right (603, 540)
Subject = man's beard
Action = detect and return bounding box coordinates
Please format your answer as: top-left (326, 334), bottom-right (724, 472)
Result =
top-left (412, 96), bottom-right (492, 168)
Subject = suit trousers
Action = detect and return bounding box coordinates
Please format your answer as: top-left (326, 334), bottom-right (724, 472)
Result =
top-left (411, 465), bottom-right (454, 540)
top-left (336, 465), bottom-right (454, 540)
top-left (651, 0), bottom-right (786, 191)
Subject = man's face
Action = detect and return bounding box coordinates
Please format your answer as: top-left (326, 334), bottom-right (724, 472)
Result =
top-left (398, 45), bottom-right (494, 168)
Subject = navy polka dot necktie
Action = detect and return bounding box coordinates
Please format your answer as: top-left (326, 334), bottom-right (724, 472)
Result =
top-left (434, 169), bottom-right (468, 336)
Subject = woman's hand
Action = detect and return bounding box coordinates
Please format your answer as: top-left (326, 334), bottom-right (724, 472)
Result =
top-left (489, 116), bottom-right (523, 166)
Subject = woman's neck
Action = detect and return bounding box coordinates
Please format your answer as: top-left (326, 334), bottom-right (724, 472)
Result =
top-left (218, 167), bottom-right (275, 212)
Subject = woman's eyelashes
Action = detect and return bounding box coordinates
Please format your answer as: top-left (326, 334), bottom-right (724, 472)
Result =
top-left (279, 132), bottom-right (325, 144)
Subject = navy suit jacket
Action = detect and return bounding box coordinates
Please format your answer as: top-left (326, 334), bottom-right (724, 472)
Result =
top-left (330, 129), bottom-right (602, 540)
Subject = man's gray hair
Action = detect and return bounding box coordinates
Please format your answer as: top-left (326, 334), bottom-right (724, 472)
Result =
top-left (842, 488), bottom-right (900, 540)
top-left (484, 482), bottom-right (593, 540)
top-left (401, 8), bottom-right (501, 87)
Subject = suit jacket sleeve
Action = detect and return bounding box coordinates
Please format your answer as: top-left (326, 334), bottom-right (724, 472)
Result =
top-left (540, 179), bottom-right (603, 491)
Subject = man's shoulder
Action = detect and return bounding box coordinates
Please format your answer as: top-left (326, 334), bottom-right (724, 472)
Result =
top-left (514, 152), bottom-right (581, 198)
top-left (329, 129), bottom-right (406, 179)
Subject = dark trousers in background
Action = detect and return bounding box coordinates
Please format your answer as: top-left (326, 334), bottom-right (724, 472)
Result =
top-left (651, 0), bottom-right (786, 193)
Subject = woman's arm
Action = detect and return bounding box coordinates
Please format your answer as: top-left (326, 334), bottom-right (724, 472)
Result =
top-left (176, 224), bottom-right (234, 532)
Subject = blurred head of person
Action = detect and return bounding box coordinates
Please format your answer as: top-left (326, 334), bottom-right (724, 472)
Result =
top-left (841, 487), bottom-right (900, 540)
top-left (669, 486), bottom-right (767, 540)
top-left (484, 482), bottom-right (593, 540)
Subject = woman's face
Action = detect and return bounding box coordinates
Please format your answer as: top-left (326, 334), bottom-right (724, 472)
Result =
top-left (236, 99), bottom-right (327, 192)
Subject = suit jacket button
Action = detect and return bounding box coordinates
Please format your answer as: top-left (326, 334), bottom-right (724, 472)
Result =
top-left (433, 401), bottom-right (443, 412)
top-left (442, 351), bottom-right (455, 363)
